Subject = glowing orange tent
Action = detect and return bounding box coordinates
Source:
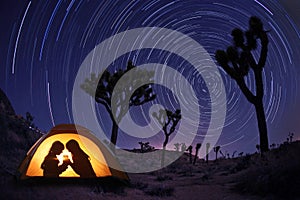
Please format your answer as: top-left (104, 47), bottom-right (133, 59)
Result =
top-left (19, 124), bottom-right (128, 182)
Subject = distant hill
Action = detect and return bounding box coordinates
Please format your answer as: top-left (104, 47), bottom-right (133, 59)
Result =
top-left (0, 88), bottom-right (41, 176)
top-left (0, 88), bottom-right (15, 116)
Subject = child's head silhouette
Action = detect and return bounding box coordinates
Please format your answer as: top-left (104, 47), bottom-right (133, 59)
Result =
top-left (66, 139), bottom-right (80, 153)
top-left (50, 141), bottom-right (64, 155)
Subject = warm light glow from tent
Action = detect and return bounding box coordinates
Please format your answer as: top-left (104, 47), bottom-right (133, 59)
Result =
top-left (26, 133), bottom-right (112, 177)
top-left (56, 149), bottom-right (73, 166)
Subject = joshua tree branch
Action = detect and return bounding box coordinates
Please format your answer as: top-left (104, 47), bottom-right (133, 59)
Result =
top-left (258, 32), bottom-right (269, 68)
top-left (235, 78), bottom-right (256, 104)
top-left (96, 98), bottom-right (117, 123)
top-left (254, 69), bottom-right (264, 100)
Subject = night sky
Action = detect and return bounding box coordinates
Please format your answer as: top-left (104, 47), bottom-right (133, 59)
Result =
top-left (1, 0), bottom-right (300, 155)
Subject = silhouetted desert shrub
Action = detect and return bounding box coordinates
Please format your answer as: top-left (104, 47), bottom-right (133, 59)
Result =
top-left (145, 185), bottom-right (174, 197)
top-left (201, 174), bottom-right (209, 181)
top-left (91, 185), bottom-right (104, 194)
top-left (176, 165), bottom-right (194, 177)
top-left (156, 175), bottom-right (173, 182)
top-left (230, 154), bottom-right (251, 173)
top-left (130, 181), bottom-right (148, 190)
top-left (148, 170), bottom-right (159, 176)
top-left (165, 162), bottom-right (178, 173)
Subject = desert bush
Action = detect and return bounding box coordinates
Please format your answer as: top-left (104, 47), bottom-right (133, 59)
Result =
top-left (91, 184), bottom-right (104, 194)
top-left (230, 154), bottom-right (251, 173)
top-left (130, 181), bottom-right (148, 190)
top-left (176, 165), bottom-right (194, 177)
top-left (165, 162), bottom-right (178, 173)
top-left (145, 185), bottom-right (174, 197)
top-left (193, 143), bottom-right (201, 165)
top-left (156, 175), bottom-right (173, 182)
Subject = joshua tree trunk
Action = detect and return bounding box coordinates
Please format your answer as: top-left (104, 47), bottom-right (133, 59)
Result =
top-left (206, 143), bottom-right (210, 164)
top-left (186, 145), bottom-right (193, 164)
top-left (193, 151), bottom-right (198, 165)
top-left (254, 100), bottom-right (268, 153)
top-left (110, 120), bottom-right (118, 146)
top-left (161, 137), bottom-right (169, 167)
top-left (161, 146), bottom-right (166, 167)
top-left (213, 146), bottom-right (220, 161)
top-left (100, 104), bottom-right (119, 152)
top-left (163, 137), bottom-right (169, 149)
top-left (193, 143), bottom-right (201, 165)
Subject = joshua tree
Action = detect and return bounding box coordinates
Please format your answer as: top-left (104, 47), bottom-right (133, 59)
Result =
top-left (153, 108), bottom-right (181, 166)
top-left (226, 152), bottom-right (230, 159)
top-left (181, 143), bottom-right (187, 152)
top-left (143, 142), bottom-right (155, 152)
top-left (232, 150), bottom-right (237, 158)
top-left (138, 141), bottom-right (149, 153)
top-left (215, 16), bottom-right (270, 152)
top-left (193, 143), bottom-right (201, 165)
top-left (220, 150), bottom-right (226, 158)
top-left (81, 61), bottom-right (156, 146)
top-left (206, 143), bottom-right (210, 163)
top-left (187, 145), bottom-right (193, 164)
top-left (174, 143), bottom-right (181, 152)
top-left (270, 143), bottom-right (276, 149)
top-left (256, 144), bottom-right (260, 153)
top-left (25, 112), bottom-right (35, 128)
top-left (288, 132), bottom-right (294, 143)
top-left (213, 146), bottom-right (221, 161)
top-left (219, 150), bottom-right (225, 158)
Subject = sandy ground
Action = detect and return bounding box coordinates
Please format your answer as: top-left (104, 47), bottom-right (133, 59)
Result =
top-left (2, 142), bottom-right (300, 200)
top-left (1, 153), bottom-right (263, 200)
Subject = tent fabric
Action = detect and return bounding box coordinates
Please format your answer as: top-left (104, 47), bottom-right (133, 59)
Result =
top-left (19, 124), bottom-right (128, 181)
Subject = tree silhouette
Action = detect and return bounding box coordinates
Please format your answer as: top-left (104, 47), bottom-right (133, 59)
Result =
top-left (256, 144), bottom-right (260, 153)
top-left (138, 141), bottom-right (154, 152)
top-left (193, 143), bottom-right (201, 165)
top-left (215, 16), bottom-right (270, 152)
top-left (219, 150), bottom-right (225, 158)
top-left (81, 61), bottom-right (156, 147)
top-left (25, 111), bottom-right (35, 128)
top-left (138, 141), bottom-right (149, 153)
top-left (288, 132), bottom-right (294, 143)
top-left (213, 146), bottom-right (220, 161)
top-left (153, 108), bottom-right (181, 166)
top-left (187, 145), bottom-right (193, 164)
top-left (206, 142), bottom-right (210, 163)
top-left (270, 143), bottom-right (276, 149)
top-left (232, 150), bottom-right (237, 158)
top-left (181, 143), bottom-right (187, 152)
top-left (174, 143), bottom-right (180, 152)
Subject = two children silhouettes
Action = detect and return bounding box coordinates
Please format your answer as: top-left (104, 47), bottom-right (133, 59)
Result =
top-left (41, 140), bottom-right (96, 178)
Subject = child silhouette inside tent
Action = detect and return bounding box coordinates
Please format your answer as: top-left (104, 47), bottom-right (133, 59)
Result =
top-left (66, 139), bottom-right (96, 178)
top-left (41, 141), bottom-right (69, 177)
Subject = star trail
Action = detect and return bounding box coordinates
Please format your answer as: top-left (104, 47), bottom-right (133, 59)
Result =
top-left (1, 0), bottom-right (300, 154)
